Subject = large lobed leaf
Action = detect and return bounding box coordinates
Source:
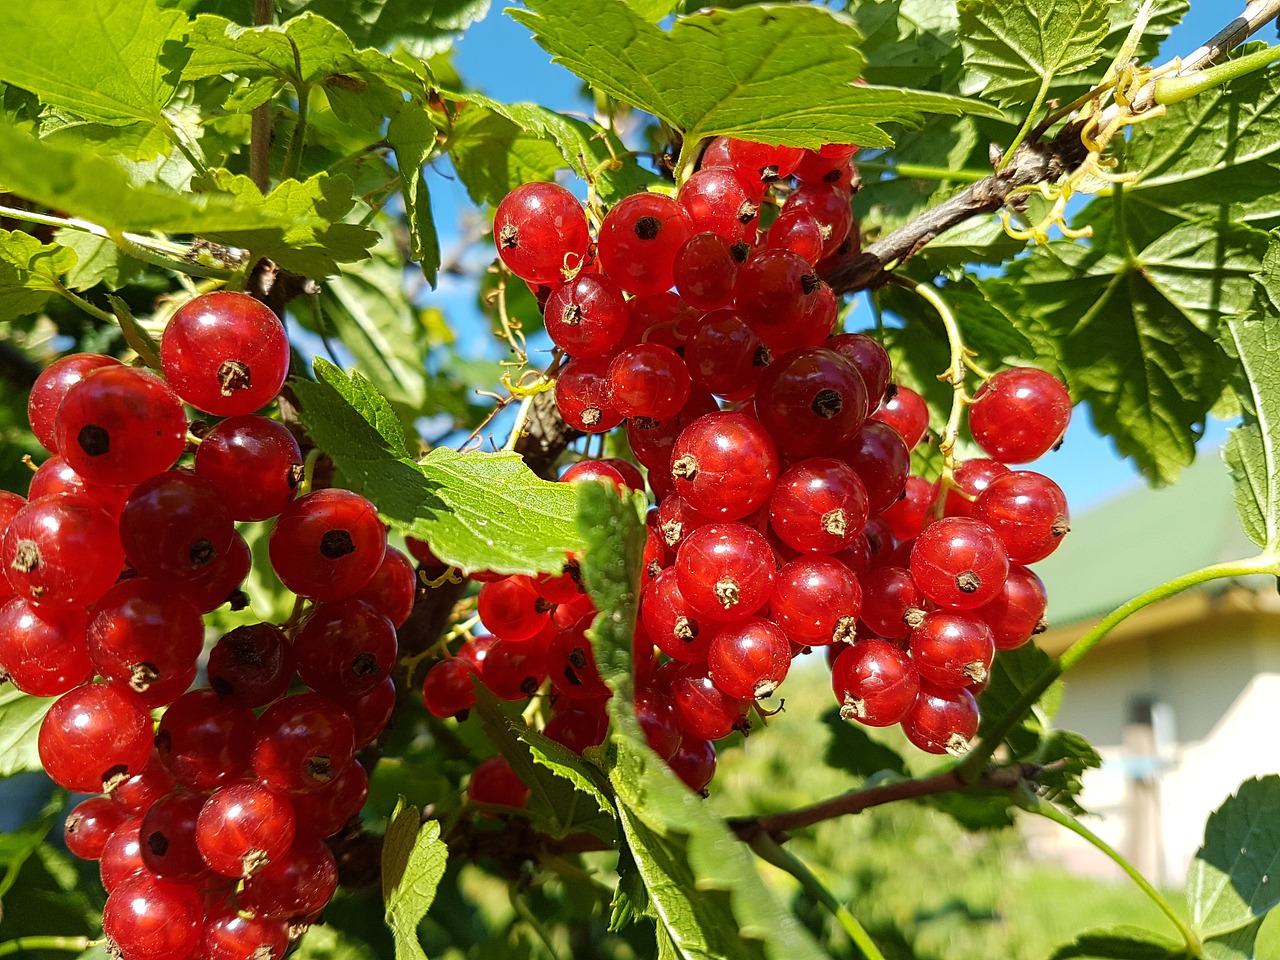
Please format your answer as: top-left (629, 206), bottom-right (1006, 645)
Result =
top-left (293, 359), bottom-right (586, 574)
top-left (276, 0), bottom-right (491, 58)
top-left (1006, 220), bottom-right (1269, 485)
top-left (0, 688), bottom-right (54, 777)
top-left (0, 230), bottom-right (78, 322)
top-left (382, 800), bottom-right (449, 960)
top-left (0, 0), bottom-right (189, 125)
top-left (1186, 775), bottom-right (1280, 939)
top-left (957, 0), bottom-right (1111, 107)
top-left (509, 0), bottom-right (999, 151)
top-left (1221, 237), bottom-right (1280, 553)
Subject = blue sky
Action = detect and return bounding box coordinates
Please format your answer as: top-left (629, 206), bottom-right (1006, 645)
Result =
top-left (420, 2), bottom-right (1238, 512)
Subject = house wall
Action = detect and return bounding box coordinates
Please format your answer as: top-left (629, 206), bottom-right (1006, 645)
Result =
top-left (1025, 608), bottom-right (1280, 884)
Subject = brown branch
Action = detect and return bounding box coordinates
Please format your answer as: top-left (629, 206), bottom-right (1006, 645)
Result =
top-left (823, 0), bottom-right (1280, 295)
top-left (730, 765), bottom-right (1030, 841)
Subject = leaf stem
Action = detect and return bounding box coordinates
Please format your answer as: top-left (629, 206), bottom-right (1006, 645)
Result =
top-left (748, 832), bottom-right (887, 960)
top-left (957, 553), bottom-right (1280, 782)
top-left (53, 282), bottom-right (114, 324)
top-left (1154, 42), bottom-right (1280, 105)
top-left (1022, 795), bottom-right (1200, 953)
top-left (249, 0), bottom-right (275, 193)
top-left (163, 114), bottom-right (211, 178)
top-left (510, 888), bottom-right (565, 960)
top-left (298, 447), bottom-right (323, 497)
top-left (0, 937), bottom-right (95, 958)
top-left (855, 160), bottom-right (990, 183)
top-left (998, 78), bottom-right (1053, 173)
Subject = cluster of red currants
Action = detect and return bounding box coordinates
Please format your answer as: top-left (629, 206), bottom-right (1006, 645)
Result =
top-left (470, 135), bottom-right (1072, 788)
top-left (0, 291), bottom-right (415, 960)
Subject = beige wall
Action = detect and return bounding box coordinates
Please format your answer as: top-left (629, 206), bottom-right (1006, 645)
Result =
top-left (1028, 608), bottom-right (1280, 884)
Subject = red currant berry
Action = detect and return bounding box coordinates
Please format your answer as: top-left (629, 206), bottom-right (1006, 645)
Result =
top-left (543, 273), bottom-right (629, 357)
top-left (493, 182), bottom-right (591, 285)
top-left (240, 834), bottom-right (339, 920)
top-left (469, 755), bottom-right (531, 809)
top-left (55, 366), bottom-right (187, 485)
top-left (544, 707), bottom-right (609, 754)
top-left (639, 566), bottom-right (717, 663)
top-left (769, 458), bottom-right (869, 554)
top-left (99, 818), bottom-right (147, 892)
top-left (197, 779), bottom-right (297, 878)
top-left (938, 459), bottom-right (1010, 518)
top-left (87, 578), bottom-right (204, 697)
top-left (481, 638), bottom-right (547, 701)
top-left (859, 566), bottom-right (926, 639)
top-left (27, 353), bottom-right (122, 453)
top-left (635, 691), bottom-right (681, 760)
top-left (826, 333), bottom-right (891, 405)
top-left (972, 470), bottom-right (1070, 563)
top-left (910, 517), bottom-right (1009, 610)
top-left (674, 522), bottom-right (776, 621)
top-left (733, 250), bottom-right (826, 351)
top-left (3, 495), bottom-right (124, 608)
top-left (771, 556), bottom-right (862, 646)
top-left (597, 193), bottom-right (694, 296)
top-left (288, 759), bottom-right (368, 839)
top-left (910, 611), bottom-right (996, 688)
top-left (269, 489), bottom-right (387, 600)
top-left (338, 675), bottom-right (396, 748)
top-left (112, 753), bottom-right (178, 816)
top-left (831, 640), bottom-right (920, 726)
top-left (968, 367), bottom-right (1071, 463)
top-left (251, 692), bottom-right (356, 794)
top-left (201, 909), bottom-right (290, 960)
top-left (0, 597), bottom-right (92, 696)
top-left (168, 529), bottom-right (252, 614)
top-left (671, 670), bottom-right (748, 741)
top-left (207, 623), bottom-right (294, 708)
top-left (755, 348), bottom-right (869, 458)
top-left (840, 420), bottom-right (910, 513)
top-left (879, 475), bottom-right (935, 542)
top-left (546, 628), bottom-right (610, 702)
top-left (607, 343), bottom-right (691, 421)
top-left (162, 292), bottom-right (290, 415)
top-left (673, 232), bottom-right (747, 310)
top-left (423, 658), bottom-right (479, 718)
top-left (65, 796), bottom-right (131, 861)
top-left (193, 415), bottom-right (302, 521)
top-left (555, 355), bottom-right (624, 434)
top-left (139, 790), bottom-right (214, 884)
top-left (670, 411), bottom-right (779, 520)
top-left (784, 183), bottom-right (854, 258)
top-left (351, 544), bottom-right (417, 628)
top-left (667, 736), bottom-right (716, 793)
top-left (38, 682), bottom-right (154, 793)
top-left (295, 598), bottom-right (397, 699)
top-left (677, 168), bottom-right (761, 242)
top-left (707, 617), bottom-right (790, 700)
top-left (155, 689), bottom-right (255, 790)
top-left (872, 385), bottom-right (929, 449)
top-left (726, 138), bottom-right (804, 182)
top-left (767, 210), bottom-right (825, 264)
top-left (120, 471), bottom-right (235, 580)
top-left (478, 574), bottom-right (552, 642)
top-left (973, 564), bottom-right (1048, 650)
top-left (683, 308), bottom-right (770, 401)
top-left (902, 684), bottom-right (980, 755)
top-left (103, 872), bottom-right (203, 960)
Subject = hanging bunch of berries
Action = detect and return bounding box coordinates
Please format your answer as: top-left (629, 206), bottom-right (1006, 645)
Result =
top-left (444, 134), bottom-right (1073, 793)
top-left (1, 291), bottom-right (416, 960)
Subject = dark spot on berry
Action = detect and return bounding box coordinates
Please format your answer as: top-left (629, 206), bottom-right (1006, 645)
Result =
top-left (812, 388), bottom-right (843, 418)
top-left (564, 559), bottom-right (582, 585)
top-left (189, 538), bottom-right (216, 569)
top-left (885, 383), bottom-right (899, 400)
top-left (562, 664), bottom-right (582, 686)
top-left (351, 652), bottom-right (378, 677)
top-left (671, 454), bottom-right (698, 480)
top-left (534, 598), bottom-right (555, 614)
top-left (147, 831), bottom-right (169, 857)
top-left (737, 200), bottom-right (759, 224)
top-left (753, 345), bottom-right (771, 367)
top-left (217, 359), bottom-right (251, 397)
top-left (633, 216), bottom-right (662, 240)
top-left (519, 676), bottom-right (539, 695)
top-left (730, 241), bottom-right (751, 263)
top-left (800, 273), bottom-right (824, 295)
top-left (561, 302), bottom-right (584, 327)
top-left (498, 223), bottom-right (519, 250)
top-left (227, 590), bottom-right (250, 612)
top-left (568, 647), bottom-right (588, 669)
top-left (631, 416), bottom-right (656, 431)
top-left (210, 676), bottom-right (234, 697)
top-left (646, 559), bottom-right (662, 578)
top-left (77, 424), bottom-right (110, 457)
top-left (955, 571), bottom-right (981, 594)
top-left (305, 755), bottom-right (334, 783)
top-left (320, 530), bottom-right (356, 559)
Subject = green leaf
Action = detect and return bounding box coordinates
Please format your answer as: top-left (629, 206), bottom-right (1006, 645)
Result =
top-left (387, 106), bottom-right (441, 284)
top-left (1186, 775), bottom-right (1280, 938)
top-left (1031, 729), bottom-right (1102, 817)
top-left (184, 13), bottom-right (421, 95)
top-left (444, 94), bottom-right (659, 207)
top-left (292, 924), bottom-right (381, 960)
top-left (1204, 919), bottom-right (1265, 960)
top-left (276, 0), bottom-right (491, 58)
top-left (1006, 220), bottom-right (1269, 485)
top-left (1049, 925), bottom-right (1188, 959)
top-left (608, 719), bottom-right (828, 960)
top-left (292, 359), bottom-right (586, 574)
top-left (105, 295), bottom-right (162, 369)
top-left (976, 643), bottom-right (1062, 759)
top-left (0, 688), bottom-right (54, 777)
top-left (472, 685), bottom-right (617, 841)
top-left (1221, 294), bottom-right (1280, 553)
top-left (509, 0), bottom-right (999, 151)
top-left (56, 230), bottom-right (143, 291)
top-left (957, 0), bottom-right (1111, 107)
top-left (0, 229), bottom-right (77, 321)
top-left (575, 482), bottom-right (648, 695)
top-left (820, 707), bottom-right (908, 779)
top-left (0, 124), bottom-right (291, 234)
top-left (198, 170), bottom-right (379, 277)
top-left (0, 794), bottom-right (61, 900)
top-left (0, 0), bottom-right (189, 124)
top-left (381, 801), bottom-right (448, 960)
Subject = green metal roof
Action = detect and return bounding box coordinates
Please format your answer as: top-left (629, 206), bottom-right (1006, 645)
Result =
top-left (1031, 452), bottom-right (1260, 628)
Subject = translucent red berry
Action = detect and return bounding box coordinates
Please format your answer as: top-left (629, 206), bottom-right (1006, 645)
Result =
top-left (27, 352), bottom-right (121, 453)
top-left (493, 182), bottom-right (591, 285)
top-left (597, 192), bottom-right (694, 296)
top-left (197, 778), bottom-right (297, 878)
top-left (707, 618), bottom-right (791, 700)
top-left (910, 517), bottom-right (1010, 610)
top-left (269, 488), bottom-right (387, 600)
top-left (831, 640), bottom-right (920, 726)
top-left (968, 367), bottom-right (1072, 463)
top-left (38, 682), bottom-right (154, 792)
top-left (194, 415), bottom-right (302, 521)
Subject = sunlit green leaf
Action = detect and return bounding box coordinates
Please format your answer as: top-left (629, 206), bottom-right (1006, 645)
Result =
top-left (510, 0), bottom-right (1000, 151)
top-left (0, 230), bottom-right (77, 322)
top-left (387, 106), bottom-right (442, 283)
top-left (382, 801), bottom-right (448, 960)
top-left (0, 688), bottom-right (54, 777)
top-left (276, 0), bottom-right (491, 58)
